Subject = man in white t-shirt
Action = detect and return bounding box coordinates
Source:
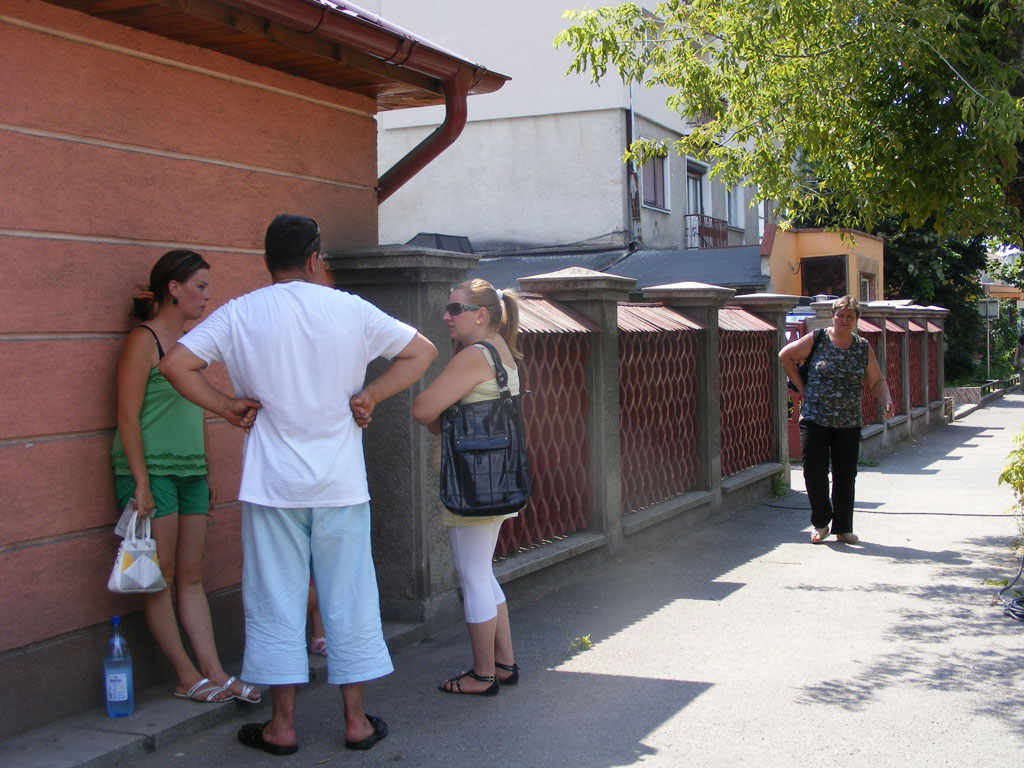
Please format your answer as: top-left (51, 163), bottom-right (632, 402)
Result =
top-left (161, 214), bottom-right (436, 756)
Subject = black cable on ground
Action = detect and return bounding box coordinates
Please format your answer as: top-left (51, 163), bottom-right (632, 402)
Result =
top-left (996, 553), bottom-right (1024, 622)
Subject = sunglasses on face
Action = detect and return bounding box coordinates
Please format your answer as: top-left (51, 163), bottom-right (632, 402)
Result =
top-left (446, 302), bottom-right (481, 316)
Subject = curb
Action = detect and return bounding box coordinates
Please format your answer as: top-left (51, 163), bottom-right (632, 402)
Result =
top-left (0, 622), bottom-right (425, 768)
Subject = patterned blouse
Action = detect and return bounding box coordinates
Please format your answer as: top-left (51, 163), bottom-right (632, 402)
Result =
top-left (800, 331), bottom-right (869, 429)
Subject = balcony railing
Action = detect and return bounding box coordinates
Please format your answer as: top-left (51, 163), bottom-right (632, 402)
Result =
top-left (684, 213), bottom-right (728, 249)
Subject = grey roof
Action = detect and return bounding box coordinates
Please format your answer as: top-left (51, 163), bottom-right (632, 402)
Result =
top-left (465, 245), bottom-right (767, 293)
top-left (469, 251), bottom-right (626, 291)
top-left (606, 246), bottom-right (768, 291)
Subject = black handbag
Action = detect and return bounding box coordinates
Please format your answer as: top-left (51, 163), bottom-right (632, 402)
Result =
top-left (788, 328), bottom-right (824, 392)
top-left (439, 341), bottom-right (531, 516)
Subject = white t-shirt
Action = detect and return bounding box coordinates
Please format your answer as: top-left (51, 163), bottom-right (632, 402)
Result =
top-left (181, 281), bottom-right (416, 507)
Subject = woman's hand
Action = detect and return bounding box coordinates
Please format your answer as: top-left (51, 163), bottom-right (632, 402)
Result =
top-left (134, 483), bottom-right (156, 519)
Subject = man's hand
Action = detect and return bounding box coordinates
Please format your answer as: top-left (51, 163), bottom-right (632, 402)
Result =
top-left (223, 397), bottom-right (261, 430)
top-left (350, 390), bottom-right (378, 429)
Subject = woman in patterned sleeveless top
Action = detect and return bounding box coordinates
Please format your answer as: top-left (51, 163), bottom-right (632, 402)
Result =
top-left (779, 296), bottom-right (893, 544)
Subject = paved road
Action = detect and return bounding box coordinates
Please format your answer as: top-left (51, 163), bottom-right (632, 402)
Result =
top-left (44, 395), bottom-right (1024, 767)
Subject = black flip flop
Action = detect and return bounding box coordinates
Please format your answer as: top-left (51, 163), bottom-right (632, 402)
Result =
top-left (238, 721), bottom-right (299, 756)
top-left (345, 714), bottom-right (388, 751)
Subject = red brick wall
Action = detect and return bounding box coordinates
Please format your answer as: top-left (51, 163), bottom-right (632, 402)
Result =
top-left (0, 0), bottom-right (379, 657)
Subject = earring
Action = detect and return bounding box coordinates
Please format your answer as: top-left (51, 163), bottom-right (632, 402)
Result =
top-left (172, 297), bottom-right (179, 305)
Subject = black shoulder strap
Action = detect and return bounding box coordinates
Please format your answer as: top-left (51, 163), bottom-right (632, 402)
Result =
top-left (474, 341), bottom-right (510, 394)
top-left (138, 324), bottom-right (165, 359)
top-left (808, 327), bottom-right (824, 359)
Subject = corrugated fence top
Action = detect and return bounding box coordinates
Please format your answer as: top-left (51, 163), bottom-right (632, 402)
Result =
top-left (618, 303), bottom-right (705, 332)
top-left (519, 294), bottom-right (598, 334)
top-left (858, 318), bottom-right (883, 334)
top-left (718, 306), bottom-right (776, 332)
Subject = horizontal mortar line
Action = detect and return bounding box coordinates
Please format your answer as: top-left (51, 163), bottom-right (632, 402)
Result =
top-left (0, 428), bottom-right (113, 448)
top-left (0, 14), bottom-right (376, 120)
top-left (0, 228), bottom-right (264, 254)
top-left (0, 122), bottom-right (376, 192)
top-left (0, 332), bottom-right (125, 341)
top-left (0, 525), bottom-right (115, 554)
top-left (0, 417), bottom-right (229, 447)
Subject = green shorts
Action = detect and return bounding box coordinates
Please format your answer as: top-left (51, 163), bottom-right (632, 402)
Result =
top-left (114, 474), bottom-right (210, 519)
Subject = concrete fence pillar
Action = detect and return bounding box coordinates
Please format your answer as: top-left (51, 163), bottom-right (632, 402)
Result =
top-left (518, 268), bottom-right (636, 550)
top-left (323, 245), bottom-right (476, 625)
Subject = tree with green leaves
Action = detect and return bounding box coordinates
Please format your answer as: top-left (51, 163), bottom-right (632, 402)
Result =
top-left (875, 221), bottom-right (988, 380)
top-left (556, 0), bottom-right (1024, 242)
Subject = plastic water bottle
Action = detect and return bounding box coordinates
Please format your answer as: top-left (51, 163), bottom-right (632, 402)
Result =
top-left (104, 616), bottom-right (134, 717)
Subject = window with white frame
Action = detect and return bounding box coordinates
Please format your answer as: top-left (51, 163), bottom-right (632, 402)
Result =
top-left (641, 149), bottom-right (669, 211)
top-left (727, 184), bottom-right (743, 228)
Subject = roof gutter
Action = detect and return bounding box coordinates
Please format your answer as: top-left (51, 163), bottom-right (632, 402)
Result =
top-left (215, 0), bottom-right (506, 203)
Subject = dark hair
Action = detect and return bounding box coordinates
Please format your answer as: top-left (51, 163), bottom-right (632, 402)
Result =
top-left (454, 278), bottom-right (523, 360)
top-left (264, 214), bottom-right (321, 274)
top-left (131, 249), bottom-right (210, 322)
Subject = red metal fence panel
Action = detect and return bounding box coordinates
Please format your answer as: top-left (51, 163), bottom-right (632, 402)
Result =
top-left (928, 332), bottom-right (939, 402)
top-left (885, 328), bottom-right (904, 416)
top-left (720, 320), bottom-right (774, 477)
top-left (618, 316), bottom-right (701, 513)
top-left (497, 330), bottom-right (593, 558)
top-left (861, 330), bottom-right (881, 425)
top-left (908, 331), bottom-right (924, 408)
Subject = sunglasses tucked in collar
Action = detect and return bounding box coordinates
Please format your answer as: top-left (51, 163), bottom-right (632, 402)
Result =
top-left (446, 302), bottom-right (481, 316)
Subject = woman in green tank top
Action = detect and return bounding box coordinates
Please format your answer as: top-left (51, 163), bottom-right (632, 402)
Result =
top-left (111, 250), bottom-right (258, 705)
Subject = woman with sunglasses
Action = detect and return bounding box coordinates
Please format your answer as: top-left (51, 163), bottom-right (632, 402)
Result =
top-left (412, 279), bottom-right (523, 696)
top-left (110, 250), bottom-right (259, 704)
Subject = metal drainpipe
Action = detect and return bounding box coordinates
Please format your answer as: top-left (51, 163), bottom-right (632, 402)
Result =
top-left (378, 66), bottom-right (472, 204)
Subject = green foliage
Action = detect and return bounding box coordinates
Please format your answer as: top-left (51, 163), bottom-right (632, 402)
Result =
top-left (556, 0), bottom-right (1024, 242)
top-left (877, 220), bottom-right (988, 380)
top-left (989, 249), bottom-right (1024, 291)
top-left (987, 300), bottom-right (1020, 379)
top-left (565, 633), bottom-right (594, 657)
top-left (998, 426), bottom-right (1024, 541)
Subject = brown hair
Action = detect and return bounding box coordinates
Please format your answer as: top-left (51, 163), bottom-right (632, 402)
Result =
top-left (131, 250), bottom-right (210, 322)
top-left (832, 294), bottom-right (861, 318)
top-left (455, 278), bottom-right (522, 360)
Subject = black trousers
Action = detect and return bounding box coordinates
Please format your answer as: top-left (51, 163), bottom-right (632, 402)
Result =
top-left (799, 420), bottom-right (861, 535)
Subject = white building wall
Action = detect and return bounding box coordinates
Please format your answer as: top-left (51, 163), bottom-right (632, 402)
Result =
top-left (376, 0), bottom-right (764, 250)
top-left (380, 110), bottom-right (629, 249)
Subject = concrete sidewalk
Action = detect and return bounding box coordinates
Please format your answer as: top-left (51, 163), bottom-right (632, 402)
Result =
top-left (5, 393), bottom-right (1024, 767)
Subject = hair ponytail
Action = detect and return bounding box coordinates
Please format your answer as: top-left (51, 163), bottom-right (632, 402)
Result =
top-left (455, 279), bottom-right (522, 359)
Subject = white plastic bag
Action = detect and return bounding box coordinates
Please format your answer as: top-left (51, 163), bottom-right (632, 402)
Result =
top-left (107, 512), bottom-right (166, 594)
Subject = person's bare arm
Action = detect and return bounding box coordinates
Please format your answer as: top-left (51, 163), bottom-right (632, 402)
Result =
top-left (778, 332), bottom-right (816, 396)
top-left (115, 328), bottom-right (159, 517)
top-left (349, 333), bottom-right (438, 428)
top-left (159, 343), bottom-right (260, 429)
top-left (864, 344), bottom-right (894, 418)
top-left (411, 345), bottom-right (493, 434)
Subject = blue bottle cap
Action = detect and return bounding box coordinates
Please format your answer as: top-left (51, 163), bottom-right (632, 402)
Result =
top-left (111, 616), bottom-right (121, 626)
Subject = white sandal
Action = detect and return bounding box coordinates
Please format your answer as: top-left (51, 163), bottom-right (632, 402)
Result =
top-left (219, 675), bottom-right (261, 704)
top-left (173, 677), bottom-right (230, 703)
top-left (810, 526), bottom-right (829, 544)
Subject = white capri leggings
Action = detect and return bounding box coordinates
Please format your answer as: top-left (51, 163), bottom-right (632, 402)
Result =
top-left (447, 521), bottom-right (507, 624)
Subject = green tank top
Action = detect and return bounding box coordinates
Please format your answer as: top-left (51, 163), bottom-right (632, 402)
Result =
top-left (110, 365), bottom-right (207, 476)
